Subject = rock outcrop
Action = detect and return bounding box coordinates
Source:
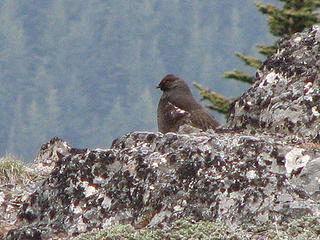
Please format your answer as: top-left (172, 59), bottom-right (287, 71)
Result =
top-left (227, 24), bottom-right (320, 140)
top-left (5, 25), bottom-right (320, 239)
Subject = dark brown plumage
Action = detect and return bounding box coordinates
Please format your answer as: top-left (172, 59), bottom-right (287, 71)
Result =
top-left (157, 74), bottom-right (219, 133)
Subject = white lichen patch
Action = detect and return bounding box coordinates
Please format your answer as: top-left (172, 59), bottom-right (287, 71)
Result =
top-left (151, 157), bottom-right (167, 168)
top-left (75, 216), bottom-right (87, 232)
top-left (101, 195), bottom-right (112, 208)
top-left (173, 204), bottom-right (184, 212)
top-left (82, 181), bottom-right (98, 198)
top-left (70, 203), bottom-right (83, 214)
top-left (246, 170), bottom-right (257, 180)
top-left (316, 175), bottom-right (320, 185)
top-left (147, 210), bottom-right (171, 227)
top-left (259, 72), bottom-right (280, 88)
top-left (143, 189), bottom-right (151, 204)
top-left (293, 36), bottom-right (302, 43)
top-left (94, 148), bottom-right (109, 152)
top-left (312, 106), bottom-right (320, 117)
top-left (102, 216), bottom-right (116, 228)
top-left (304, 82), bottom-right (314, 99)
top-left (304, 81), bottom-right (313, 90)
top-left (93, 175), bottom-right (106, 185)
top-left (304, 95), bottom-right (313, 102)
top-left (277, 192), bottom-right (294, 202)
top-left (0, 192), bottom-right (5, 205)
top-left (285, 148), bottom-right (311, 176)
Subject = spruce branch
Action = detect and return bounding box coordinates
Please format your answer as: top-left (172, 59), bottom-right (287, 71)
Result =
top-left (224, 70), bottom-right (255, 84)
top-left (193, 82), bottom-right (232, 115)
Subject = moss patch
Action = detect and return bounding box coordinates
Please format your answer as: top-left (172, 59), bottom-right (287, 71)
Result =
top-left (73, 216), bottom-right (320, 240)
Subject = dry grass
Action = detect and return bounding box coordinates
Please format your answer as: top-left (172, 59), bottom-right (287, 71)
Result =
top-left (0, 154), bottom-right (39, 185)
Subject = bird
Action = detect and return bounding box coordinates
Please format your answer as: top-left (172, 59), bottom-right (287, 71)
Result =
top-left (157, 74), bottom-right (219, 133)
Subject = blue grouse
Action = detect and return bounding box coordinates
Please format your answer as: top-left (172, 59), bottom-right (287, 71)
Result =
top-left (157, 74), bottom-right (219, 133)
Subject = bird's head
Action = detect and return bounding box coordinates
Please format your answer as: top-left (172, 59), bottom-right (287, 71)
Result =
top-left (157, 74), bottom-right (190, 93)
top-left (157, 74), bottom-right (204, 111)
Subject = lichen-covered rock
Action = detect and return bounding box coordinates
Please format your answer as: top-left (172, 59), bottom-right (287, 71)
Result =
top-left (5, 130), bottom-right (320, 239)
top-left (32, 137), bottom-right (72, 176)
top-left (5, 25), bottom-right (320, 239)
top-left (227, 24), bottom-right (320, 141)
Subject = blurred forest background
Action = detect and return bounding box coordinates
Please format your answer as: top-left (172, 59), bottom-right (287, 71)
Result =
top-left (0, 0), bottom-right (277, 162)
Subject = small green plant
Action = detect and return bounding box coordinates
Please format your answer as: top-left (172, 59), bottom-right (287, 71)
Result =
top-left (73, 216), bottom-right (320, 240)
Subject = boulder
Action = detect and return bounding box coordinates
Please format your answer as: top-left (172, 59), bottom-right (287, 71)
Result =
top-left (227, 24), bottom-right (320, 140)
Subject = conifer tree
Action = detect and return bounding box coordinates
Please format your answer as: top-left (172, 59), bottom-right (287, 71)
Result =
top-left (195, 0), bottom-right (320, 116)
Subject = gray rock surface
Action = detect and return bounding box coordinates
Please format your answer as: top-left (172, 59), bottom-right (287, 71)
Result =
top-left (5, 25), bottom-right (320, 239)
top-left (227, 24), bottom-right (320, 140)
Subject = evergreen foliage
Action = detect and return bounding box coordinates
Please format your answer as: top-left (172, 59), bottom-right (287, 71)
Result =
top-left (194, 83), bottom-right (232, 117)
top-left (197, 0), bottom-right (320, 115)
